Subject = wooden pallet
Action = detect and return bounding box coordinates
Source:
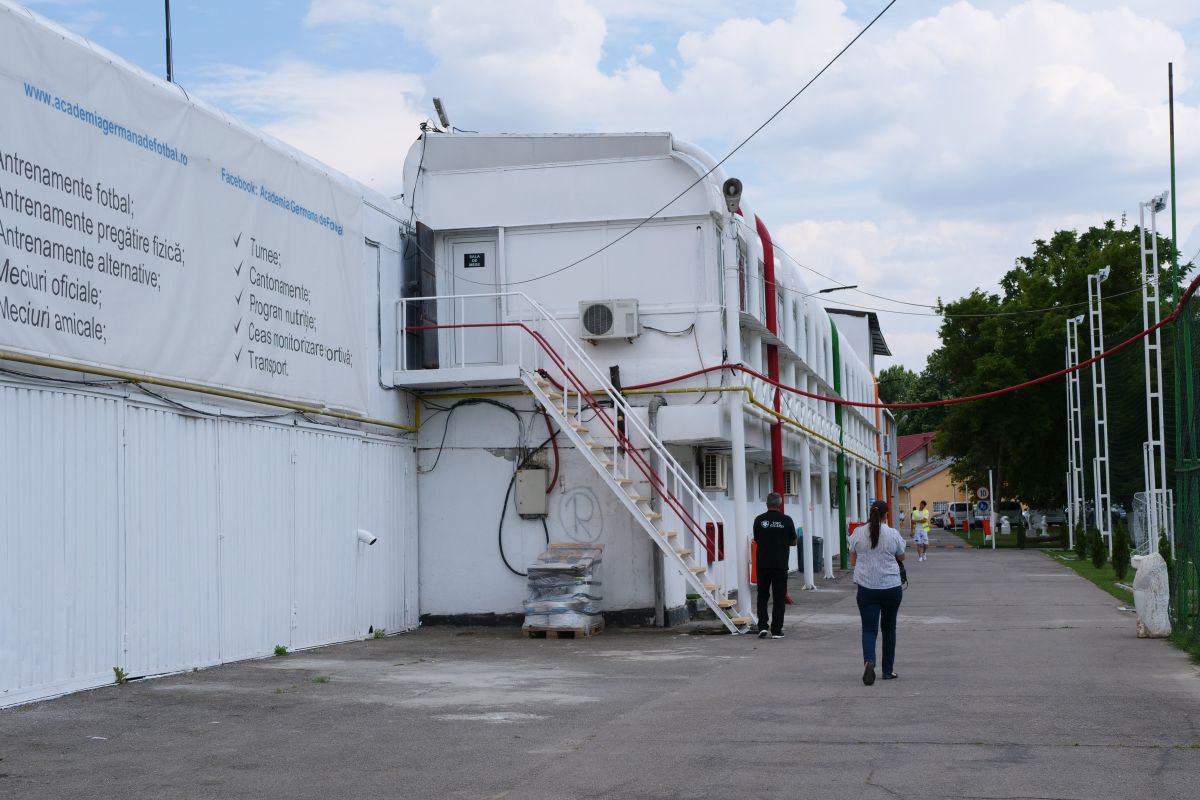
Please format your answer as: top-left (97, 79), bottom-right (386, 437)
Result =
top-left (521, 619), bottom-right (604, 639)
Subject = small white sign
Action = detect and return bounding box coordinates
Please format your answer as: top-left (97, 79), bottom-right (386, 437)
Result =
top-left (976, 487), bottom-right (990, 500)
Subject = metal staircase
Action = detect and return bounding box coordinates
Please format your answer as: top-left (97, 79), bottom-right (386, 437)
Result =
top-left (398, 291), bottom-right (752, 633)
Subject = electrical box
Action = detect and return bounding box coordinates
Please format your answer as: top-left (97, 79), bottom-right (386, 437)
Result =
top-left (515, 468), bottom-right (549, 517)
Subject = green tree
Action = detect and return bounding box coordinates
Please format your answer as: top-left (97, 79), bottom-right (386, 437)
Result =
top-left (1091, 528), bottom-right (1108, 569)
top-left (1073, 520), bottom-right (1089, 561)
top-left (878, 359), bottom-right (951, 437)
top-left (1111, 522), bottom-right (1131, 581)
top-left (930, 222), bottom-right (1185, 507)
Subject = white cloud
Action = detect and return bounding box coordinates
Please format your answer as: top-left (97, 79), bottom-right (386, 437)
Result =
top-left (225, 0), bottom-right (1200, 368)
top-left (198, 61), bottom-right (426, 192)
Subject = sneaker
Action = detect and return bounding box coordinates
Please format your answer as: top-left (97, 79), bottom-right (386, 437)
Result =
top-left (771, 633), bottom-right (785, 639)
top-left (863, 662), bottom-right (876, 686)
top-left (758, 629), bottom-right (769, 639)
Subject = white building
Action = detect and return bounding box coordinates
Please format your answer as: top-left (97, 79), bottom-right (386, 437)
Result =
top-left (395, 132), bottom-right (898, 629)
top-left (0, 2), bottom-right (896, 706)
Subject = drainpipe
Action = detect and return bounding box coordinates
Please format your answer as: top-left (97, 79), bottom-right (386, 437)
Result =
top-left (754, 216), bottom-right (785, 508)
top-left (830, 319), bottom-right (848, 570)
top-left (722, 210), bottom-right (753, 618)
top-left (874, 378), bottom-right (885, 520)
top-left (648, 395), bottom-right (668, 627)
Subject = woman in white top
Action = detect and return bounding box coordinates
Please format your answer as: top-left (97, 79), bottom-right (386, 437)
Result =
top-left (848, 499), bottom-right (906, 685)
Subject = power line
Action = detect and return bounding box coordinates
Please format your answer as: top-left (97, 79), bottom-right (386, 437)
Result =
top-left (421, 0), bottom-right (898, 289)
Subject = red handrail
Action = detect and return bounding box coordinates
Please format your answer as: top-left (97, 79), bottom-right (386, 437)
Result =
top-left (406, 321), bottom-right (713, 543)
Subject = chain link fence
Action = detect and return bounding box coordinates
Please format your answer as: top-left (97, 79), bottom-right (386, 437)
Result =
top-left (1174, 286), bottom-right (1199, 653)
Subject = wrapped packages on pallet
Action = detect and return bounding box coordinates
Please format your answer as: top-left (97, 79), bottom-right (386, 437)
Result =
top-left (523, 544), bottom-right (604, 632)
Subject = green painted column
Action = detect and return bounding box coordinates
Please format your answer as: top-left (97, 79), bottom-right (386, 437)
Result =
top-left (831, 320), bottom-right (848, 570)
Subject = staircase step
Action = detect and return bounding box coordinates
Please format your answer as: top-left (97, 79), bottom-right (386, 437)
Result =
top-left (544, 390), bottom-right (563, 400)
top-left (702, 582), bottom-right (717, 591)
top-left (673, 547), bottom-right (693, 558)
top-left (599, 458), bottom-right (614, 467)
top-left (584, 439), bottom-right (606, 450)
top-left (615, 477), bottom-right (633, 486)
top-left (628, 494), bottom-right (650, 503)
top-left (729, 616), bottom-right (752, 626)
top-left (569, 422), bottom-right (589, 433)
top-left (718, 599), bottom-right (736, 609)
top-left (643, 511), bottom-right (662, 521)
top-left (664, 531), bottom-right (678, 540)
top-left (688, 565), bottom-right (707, 574)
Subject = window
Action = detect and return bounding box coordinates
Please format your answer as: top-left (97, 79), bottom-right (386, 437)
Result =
top-left (933, 501), bottom-right (948, 513)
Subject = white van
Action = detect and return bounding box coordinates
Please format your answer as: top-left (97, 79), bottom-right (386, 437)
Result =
top-left (946, 502), bottom-right (978, 530)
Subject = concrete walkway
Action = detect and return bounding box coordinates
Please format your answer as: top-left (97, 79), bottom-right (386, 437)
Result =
top-left (2, 540), bottom-right (1198, 799)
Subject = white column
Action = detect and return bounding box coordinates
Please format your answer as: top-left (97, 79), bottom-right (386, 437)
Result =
top-left (848, 458), bottom-right (859, 524)
top-left (723, 214), bottom-right (752, 617)
top-left (821, 445), bottom-right (835, 579)
top-left (800, 439), bottom-right (815, 590)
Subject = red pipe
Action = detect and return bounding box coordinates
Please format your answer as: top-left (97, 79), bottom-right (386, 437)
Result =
top-left (754, 215), bottom-right (785, 508)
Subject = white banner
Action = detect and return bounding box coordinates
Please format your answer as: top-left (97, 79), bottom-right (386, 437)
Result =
top-left (0, 4), bottom-right (369, 413)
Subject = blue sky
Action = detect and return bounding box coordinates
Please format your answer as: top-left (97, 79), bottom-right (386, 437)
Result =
top-left (22, 0), bottom-right (1200, 369)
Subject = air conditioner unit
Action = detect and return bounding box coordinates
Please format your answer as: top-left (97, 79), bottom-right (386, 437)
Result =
top-left (579, 299), bottom-right (639, 340)
top-left (783, 470), bottom-right (801, 496)
top-left (701, 452), bottom-right (728, 492)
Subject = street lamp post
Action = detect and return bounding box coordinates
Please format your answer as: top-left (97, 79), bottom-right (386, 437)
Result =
top-left (1087, 267), bottom-right (1114, 556)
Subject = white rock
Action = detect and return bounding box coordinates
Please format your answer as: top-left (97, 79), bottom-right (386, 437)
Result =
top-left (1132, 552), bottom-right (1172, 638)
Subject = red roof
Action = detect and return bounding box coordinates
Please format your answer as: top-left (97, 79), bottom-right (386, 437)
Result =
top-left (897, 432), bottom-right (936, 462)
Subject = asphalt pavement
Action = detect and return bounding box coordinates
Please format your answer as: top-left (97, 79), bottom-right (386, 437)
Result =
top-left (2, 528), bottom-right (1197, 799)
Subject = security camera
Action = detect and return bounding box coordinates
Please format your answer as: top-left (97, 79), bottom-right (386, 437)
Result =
top-left (356, 529), bottom-right (378, 546)
top-left (722, 177), bottom-right (743, 213)
top-left (1097, 266), bottom-right (1111, 283)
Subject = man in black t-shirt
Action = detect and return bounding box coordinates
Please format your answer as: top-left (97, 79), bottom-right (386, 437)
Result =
top-left (753, 492), bottom-right (797, 639)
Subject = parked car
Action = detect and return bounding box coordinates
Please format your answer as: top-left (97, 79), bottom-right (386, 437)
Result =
top-left (1030, 508), bottom-right (1067, 528)
top-left (993, 501), bottom-right (1026, 529)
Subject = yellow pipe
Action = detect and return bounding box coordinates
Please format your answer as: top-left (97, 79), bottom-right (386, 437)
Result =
top-left (0, 349), bottom-right (418, 433)
top-left (625, 385), bottom-right (898, 477)
top-left (405, 382), bottom-right (898, 475)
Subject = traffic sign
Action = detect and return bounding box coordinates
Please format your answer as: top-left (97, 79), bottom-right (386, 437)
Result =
top-left (977, 487), bottom-right (990, 500)
top-left (977, 500), bottom-right (990, 513)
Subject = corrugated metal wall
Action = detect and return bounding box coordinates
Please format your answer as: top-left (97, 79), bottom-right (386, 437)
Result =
top-left (1, 385), bottom-right (122, 705)
top-left (0, 381), bottom-right (418, 707)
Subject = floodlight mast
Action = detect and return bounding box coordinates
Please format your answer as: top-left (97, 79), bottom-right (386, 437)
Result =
top-left (1087, 267), bottom-right (1114, 556)
top-left (1065, 315), bottom-right (1085, 548)
top-left (1139, 192), bottom-right (1173, 556)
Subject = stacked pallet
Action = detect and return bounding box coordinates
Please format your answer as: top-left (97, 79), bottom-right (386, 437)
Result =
top-left (522, 543), bottom-right (604, 638)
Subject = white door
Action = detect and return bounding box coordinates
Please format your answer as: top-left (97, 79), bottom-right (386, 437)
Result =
top-left (450, 237), bottom-right (499, 366)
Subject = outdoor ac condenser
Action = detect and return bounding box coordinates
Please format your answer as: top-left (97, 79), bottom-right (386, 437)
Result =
top-left (701, 452), bottom-right (729, 492)
top-left (579, 299), bottom-right (639, 340)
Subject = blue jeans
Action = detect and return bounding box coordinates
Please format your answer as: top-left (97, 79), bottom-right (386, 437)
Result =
top-left (856, 585), bottom-right (903, 674)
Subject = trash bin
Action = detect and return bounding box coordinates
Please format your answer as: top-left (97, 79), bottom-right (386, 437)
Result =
top-left (799, 534), bottom-right (823, 573)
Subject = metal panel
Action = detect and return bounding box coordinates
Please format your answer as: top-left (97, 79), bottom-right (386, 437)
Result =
top-left (292, 430), bottom-right (360, 648)
top-left (2, 377), bottom-right (419, 706)
top-left (217, 421), bottom-right (296, 661)
top-left (0, 385), bottom-right (121, 705)
top-left (356, 441), bottom-right (413, 635)
top-left (123, 406), bottom-right (221, 676)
